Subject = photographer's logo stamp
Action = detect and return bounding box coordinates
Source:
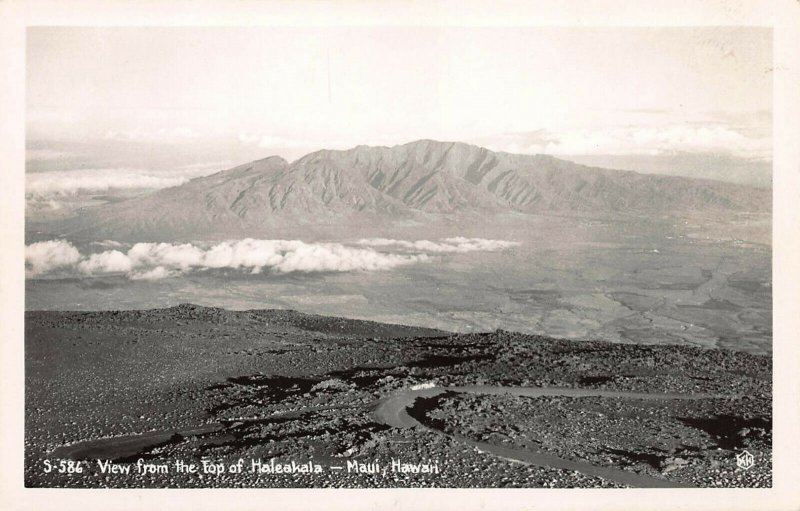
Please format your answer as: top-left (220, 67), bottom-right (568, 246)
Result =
top-left (736, 450), bottom-right (755, 470)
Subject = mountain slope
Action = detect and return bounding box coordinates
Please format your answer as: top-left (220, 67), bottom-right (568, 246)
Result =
top-left (62, 140), bottom-right (770, 239)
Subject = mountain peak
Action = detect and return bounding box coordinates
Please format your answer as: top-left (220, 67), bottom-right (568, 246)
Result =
top-left (238, 154), bottom-right (288, 171)
top-left (401, 138), bottom-right (458, 148)
top-left (203, 154), bottom-right (289, 181)
top-left (65, 140), bottom-right (770, 239)
top-left (258, 155), bottom-right (289, 165)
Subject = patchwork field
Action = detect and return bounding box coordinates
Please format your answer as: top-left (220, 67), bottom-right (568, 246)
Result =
top-left (27, 213), bottom-right (772, 355)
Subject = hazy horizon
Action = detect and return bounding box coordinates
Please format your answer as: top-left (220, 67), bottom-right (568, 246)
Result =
top-left (27, 26), bottom-right (772, 210)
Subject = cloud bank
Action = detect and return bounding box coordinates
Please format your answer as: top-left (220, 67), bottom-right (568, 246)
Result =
top-left (480, 124), bottom-right (771, 161)
top-left (357, 237), bottom-right (521, 253)
top-left (25, 237), bottom-right (520, 280)
top-left (25, 164), bottom-right (230, 215)
top-left (25, 240), bottom-right (82, 277)
top-left (26, 166), bottom-right (219, 198)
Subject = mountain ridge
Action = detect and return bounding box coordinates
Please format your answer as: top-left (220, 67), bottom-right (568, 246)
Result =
top-left (58, 139), bottom-right (770, 239)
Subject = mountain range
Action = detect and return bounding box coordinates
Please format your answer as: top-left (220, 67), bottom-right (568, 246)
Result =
top-left (56, 140), bottom-right (770, 239)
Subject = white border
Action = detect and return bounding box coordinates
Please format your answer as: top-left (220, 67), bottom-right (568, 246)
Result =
top-left (2, 1), bottom-right (798, 510)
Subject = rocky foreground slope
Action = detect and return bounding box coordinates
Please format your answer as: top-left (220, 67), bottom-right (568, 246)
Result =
top-left (25, 305), bottom-right (771, 488)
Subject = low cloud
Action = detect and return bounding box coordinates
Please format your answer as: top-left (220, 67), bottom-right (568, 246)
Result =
top-left (357, 237), bottom-right (521, 253)
top-left (238, 133), bottom-right (312, 150)
top-left (25, 240), bottom-right (82, 277)
top-left (77, 250), bottom-right (133, 274)
top-left (90, 240), bottom-right (126, 249)
top-left (127, 243), bottom-right (207, 271)
top-left (480, 124), bottom-right (771, 161)
top-left (25, 239), bottom-right (449, 279)
top-left (129, 266), bottom-right (176, 281)
top-left (25, 167), bottom-right (216, 198)
top-left (25, 237), bottom-right (520, 280)
top-left (103, 127), bottom-right (199, 142)
top-left (25, 165), bottom-right (228, 215)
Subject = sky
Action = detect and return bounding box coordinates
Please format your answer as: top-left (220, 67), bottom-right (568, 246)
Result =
top-left (26, 26), bottom-right (773, 196)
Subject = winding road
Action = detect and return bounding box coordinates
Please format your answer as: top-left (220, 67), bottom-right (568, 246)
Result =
top-left (52, 383), bottom-right (732, 488)
top-left (374, 385), bottom-right (733, 488)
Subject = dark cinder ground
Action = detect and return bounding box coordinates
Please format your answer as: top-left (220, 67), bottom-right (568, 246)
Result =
top-left (25, 304), bottom-right (771, 488)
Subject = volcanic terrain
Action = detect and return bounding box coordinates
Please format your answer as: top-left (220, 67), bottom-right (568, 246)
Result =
top-left (25, 305), bottom-right (771, 488)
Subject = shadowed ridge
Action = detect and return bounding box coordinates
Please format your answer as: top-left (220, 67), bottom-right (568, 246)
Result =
top-left (57, 139), bottom-right (770, 239)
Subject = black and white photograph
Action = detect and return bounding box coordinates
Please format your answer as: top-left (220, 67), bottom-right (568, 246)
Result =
top-left (2, 1), bottom-right (800, 510)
